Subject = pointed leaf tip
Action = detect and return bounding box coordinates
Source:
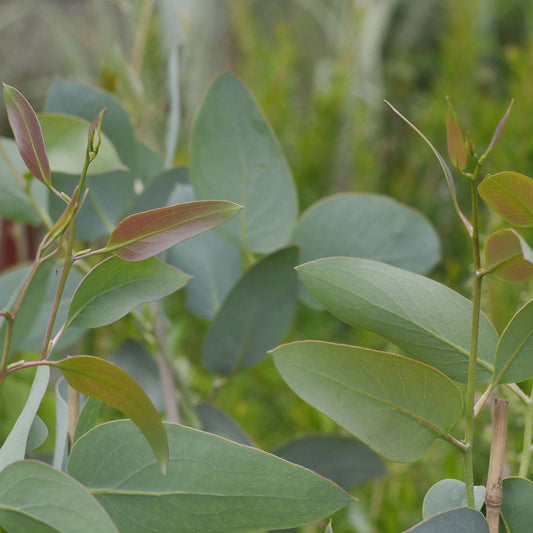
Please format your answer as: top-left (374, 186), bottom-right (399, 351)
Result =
top-left (3, 83), bottom-right (51, 185)
top-left (446, 98), bottom-right (467, 171)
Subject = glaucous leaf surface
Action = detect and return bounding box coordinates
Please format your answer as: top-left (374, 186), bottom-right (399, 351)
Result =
top-left (0, 138), bottom-right (42, 225)
top-left (67, 420), bottom-right (352, 533)
top-left (38, 114), bottom-right (123, 175)
top-left (191, 71), bottom-right (298, 253)
top-left (66, 256), bottom-right (190, 329)
top-left (167, 184), bottom-right (241, 320)
top-left (106, 200), bottom-right (242, 261)
top-left (271, 341), bottom-right (463, 462)
top-left (26, 415), bottom-right (48, 455)
top-left (52, 356), bottom-right (169, 473)
top-left (203, 246), bottom-right (298, 375)
top-left (0, 460), bottom-right (118, 533)
top-left (3, 84), bottom-right (51, 185)
top-left (493, 300), bottom-right (533, 384)
top-left (422, 479), bottom-right (485, 519)
top-left (479, 171), bottom-right (533, 227)
top-left (446, 99), bottom-right (467, 170)
top-left (501, 477), bottom-right (533, 533)
top-left (403, 508), bottom-right (488, 532)
top-left (297, 257), bottom-right (496, 383)
top-left (274, 435), bottom-right (385, 489)
top-left (0, 366), bottom-right (49, 471)
top-left (484, 228), bottom-right (533, 282)
top-left (53, 378), bottom-right (68, 471)
top-left (73, 397), bottom-right (101, 444)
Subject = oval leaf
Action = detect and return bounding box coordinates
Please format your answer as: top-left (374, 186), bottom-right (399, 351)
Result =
top-left (66, 256), bottom-right (191, 329)
top-left (422, 479), bottom-right (485, 519)
top-left (297, 257), bottom-right (496, 383)
top-left (196, 402), bottom-right (255, 446)
top-left (479, 171), bottom-right (533, 227)
top-left (191, 71), bottom-right (298, 253)
top-left (0, 460), bottom-right (118, 533)
top-left (106, 200), bottom-right (242, 261)
top-left (202, 246), bottom-right (298, 375)
top-left (484, 228), bottom-right (533, 282)
top-left (51, 356), bottom-right (169, 474)
top-left (271, 341), bottom-right (463, 462)
top-left (3, 83), bottom-right (51, 185)
top-left (403, 508), bottom-right (488, 532)
top-left (501, 477), bottom-right (533, 532)
top-left (67, 420), bottom-right (352, 532)
top-left (446, 99), bottom-right (467, 171)
top-left (493, 299), bottom-right (533, 384)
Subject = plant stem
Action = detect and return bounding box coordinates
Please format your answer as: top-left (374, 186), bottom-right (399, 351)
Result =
top-left (519, 385), bottom-right (533, 477)
top-left (464, 177), bottom-right (483, 508)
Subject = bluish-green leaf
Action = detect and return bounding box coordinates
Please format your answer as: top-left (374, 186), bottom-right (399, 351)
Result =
top-left (271, 341), bottom-right (463, 462)
top-left (0, 460), bottom-right (118, 533)
top-left (67, 420), bottom-right (352, 533)
top-left (191, 71), bottom-right (298, 253)
top-left (53, 378), bottom-right (69, 471)
top-left (403, 508), bottom-right (488, 532)
top-left (66, 256), bottom-right (191, 329)
top-left (203, 246), bottom-right (298, 375)
top-left (298, 257), bottom-right (496, 383)
top-left (422, 479), bottom-right (485, 519)
top-left (501, 477), bottom-right (533, 532)
top-left (26, 415), bottom-right (48, 455)
top-left (196, 402), bottom-right (255, 446)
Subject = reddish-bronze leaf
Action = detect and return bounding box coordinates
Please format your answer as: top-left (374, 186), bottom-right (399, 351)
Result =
top-left (446, 98), bottom-right (467, 171)
top-left (3, 83), bottom-right (51, 185)
top-left (106, 200), bottom-right (242, 261)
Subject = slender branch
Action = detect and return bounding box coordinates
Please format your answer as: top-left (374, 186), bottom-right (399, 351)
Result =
top-left (519, 385), bottom-right (533, 477)
top-left (0, 319), bottom-right (14, 386)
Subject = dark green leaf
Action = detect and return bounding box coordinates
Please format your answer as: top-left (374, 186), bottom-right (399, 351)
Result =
top-left (67, 420), bottom-right (352, 532)
top-left (66, 256), bottom-right (190, 329)
top-left (403, 508), bottom-right (488, 532)
top-left (191, 71), bottom-right (298, 253)
top-left (297, 257), bottom-right (496, 383)
top-left (203, 246), bottom-right (298, 375)
top-left (271, 341), bottom-right (463, 462)
top-left (196, 402), bottom-right (255, 446)
top-left (73, 397), bottom-right (102, 443)
top-left (501, 477), bottom-right (533, 532)
top-left (422, 479), bottom-right (485, 519)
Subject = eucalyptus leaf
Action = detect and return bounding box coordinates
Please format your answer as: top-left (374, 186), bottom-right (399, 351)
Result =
top-left (67, 420), bottom-right (352, 532)
top-left (271, 341), bottom-right (463, 462)
top-left (66, 256), bottom-right (191, 329)
top-left (26, 415), bottom-right (48, 455)
top-left (53, 378), bottom-right (69, 471)
top-left (191, 71), bottom-right (298, 253)
top-left (446, 98), bottom-right (467, 171)
top-left (403, 508), bottom-right (488, 532)
top-left (203, 246), bottom-right (298, 375)
top-left (73, 397), bottom-right (102, 444)
top-left (0, 460), bottom-right (118, 533)
top-left (422, 479), bottom-right (485, 519)
top-left (501, 477), bottom-right (533, 532)
top-left (196, 402), bottom-right (255, 446)
top-left (297, 257), bottom-right (496, 383)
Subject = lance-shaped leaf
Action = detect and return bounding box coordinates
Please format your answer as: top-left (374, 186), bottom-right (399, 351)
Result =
top-left (479, 171), bottom-right (533, 227)
top-left (26, 415), bottom-right (48, 455)
top-left (493, 300), bottom-right (533, 384)
top-left (51, 356), bottom-right (169, 474)
top-left (67, 420), bottom-right (353, 532)
top-left (501, 477), bottom-right (533, 532)
top-left (404, 508), bottom-right (488, 532)
top-left (446, 98), bottom-right (467, 171)
top-left (0, 460), bottom-right (118, 533)
top-left (422, 479), bottom-right (485, 519)
top-left (105, 200), bottom-right (242, 261)
top-left (297, 257), bottom-right (496, 383)
top-left (484, 228), bottom-right (533, 282)
top-left (485, 99), bottom-right (514, 156)
top-left (271, 341), bottom-right (463, 462)
top-left (386, 100), bottom-right (472, 235)
top-left (66, 256), bottom-right (191, 329)
top-left (3, 83), bottom-right (51, 185)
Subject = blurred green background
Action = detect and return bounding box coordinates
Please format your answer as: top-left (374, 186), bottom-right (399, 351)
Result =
top-left (3, 0), bottom-right (533, 531)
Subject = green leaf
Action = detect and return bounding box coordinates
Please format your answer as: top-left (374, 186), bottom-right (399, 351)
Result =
top-left (3, 84), bottom-right (51, 185)
top-left (485, 99), bottom-right (514, 156)
top-left (52, 356), bottom-right (169, 474)
top-left (271, 341), bottom-right (463, 462)
top-left (422, 479), bottom-right (485, 519)
top-left (493, 300), bottom-right (533, 384)
top-left (53, 378), bottom-right (69, 471)
top-left (274, 435), bottom-right (385, 489)
top-left (0, 460), bottom-right (118, 533)
top-left (196, 402), bottom-right (255, 446)
top-left (404, 508), bottom-right (488, 532)
top-left (66, 256), bottom-right (191, 329)
top-left (73, 398), bottom-right (102, 444)
top-left (0, 366), bottom-right (50, 471)
top-left (67, 420), bottom-right (352, 532)
top-left (501, 477), bottom-right (533, 533)
top-left (385, 101), bottom-right (472, 235)
top-left (446, 98), bottom-right (467, 171)
top-left (325, 521), bottom-right (333, 533)
top-left (38, 113), bottom-right (123, 176)
top-left (26, 415), bottom-right (48, 455)
top-left (202, 246), bottom-right (299, 375)
top-left (479, 171), bottom-right (533, 227)
top-left (297, 257), bottom-right (496, 383)
top-left (106, 200), bottom-right (242, 261)
top-left (191, 71), bottom-right (298, 253)
top-left (484, 228), bottom-right (533, 282)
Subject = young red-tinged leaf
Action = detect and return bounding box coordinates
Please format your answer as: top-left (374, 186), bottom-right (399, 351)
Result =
top-left (51, 355), bottom-right (169, 474)
top-left (87, 108), bottom-right (107, 155)
top-left (478, 171), bottom-right (533, 227)
top-left (106, 201), bottom-right (243, 261)
top-left (3, 83), bottom-right (51, 185)
top-left (485, 99), bottom-right (514, 156)
top-left (446, 98), bottom-right (467, 171)
top-left (484, 229), bottom-right (533, 282)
